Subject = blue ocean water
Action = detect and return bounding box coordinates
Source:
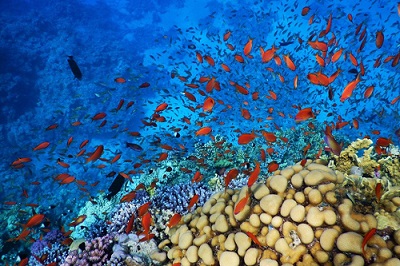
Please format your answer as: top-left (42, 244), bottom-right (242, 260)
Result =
top-left (0, 0), bottom-right (399, 264)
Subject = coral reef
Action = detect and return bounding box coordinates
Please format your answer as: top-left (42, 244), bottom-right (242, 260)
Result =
top-left (152, 160), bottom-right (400, 265)
top-left (62, 234), bottom-right (114, 266)
top-left (335, 138), bottom-right (379, 176)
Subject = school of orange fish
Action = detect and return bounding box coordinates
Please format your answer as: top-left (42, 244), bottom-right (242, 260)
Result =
top-left (3, 1), bottom-right (400, 265)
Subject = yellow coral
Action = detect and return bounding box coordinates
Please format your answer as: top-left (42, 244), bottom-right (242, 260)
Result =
top-left (336, 138), bottom-right (379, 176)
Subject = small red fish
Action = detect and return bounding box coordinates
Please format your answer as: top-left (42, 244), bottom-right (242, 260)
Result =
top-left (120, 191), bottom-right (136, 203)
top-left (234, 191), bottom-right (250, 215)
top-left (156, 152), bottom-right (168, 162)
top-left (195, 127), bottom-right (212, 136)
top-left (155, 103), bottom-right (168, 112)
top-left (25, 214), bottom-right (45, 228)
top-left (91, 112), bottom-right (106, 121)
top-left (223, 30), bottom-right (231, 41)
top-left (114, 77), bottom-right (126, 83)
top-left (340, 74), bottom-right (361, 102)
top-left (139, 82), bottom-right (150, 88)
top-left (267, 161), bottom-right (279, 172)
top-left (138, 202), bottom-right (151, 217)
top-left (301, 6), bottom-right (310, 16)
top-left (243, 37), bottom-right (253, 56)
top-left (364, 86), bottom-right (374, 99)
top-left (362, 228), bottom-right (377, 257)
top-left (167, 213), bottom-right (182, 228)
top-left (238, 131), bottom-right (257, 145)
top-left (376, 137), bottom-right (392, 147)
top-left (375, 31), bottom-right (384, 49)
top-left (224, 168), bottom-right (239, 189)
top-left (295, 108), bottom-right (315, 122)
top-left (203, 97), bottom-right (215, 112)
top-left (45, 123), bottom-right (58, 131)
top-left (375, 182), bottom-right (383, 202)
top-left (187, 194), bottom-right (199, 211)
top-left (283, 54), bottom-right (296, 71)
top-left (33, 141), bottom-right (50, 151)
top-left (141, 211), bottom-right (152, 234)
top-left (246, 231), bottom-right (262, 247)
top-left (86, 145), bottom-right (104, 163)
top-left (191, 171), bottom-right (203, 183)
top-left (247, 161), bottom-right (260, 187)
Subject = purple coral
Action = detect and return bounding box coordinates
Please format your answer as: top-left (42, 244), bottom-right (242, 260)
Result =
top-left (29, 229), bottom-right (68, 265)
top-left (61, 234), bottom-right (114, 266)
top-left (151, 182), bottom-right (212, 215)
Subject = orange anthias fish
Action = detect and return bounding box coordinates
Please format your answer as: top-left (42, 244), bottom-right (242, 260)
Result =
top-left (187, 194), bottom-right (199, 211)
top-left (375, 31), bottom-right (384, 48)
top-left (191, 171), bottom-right (203, 183)
top-left (138, 202), bottom-right (151, 217)
top-left (223, 30), bottom-right (231, 41)
top-left (125, 213), bottom-right (135, 234)
top-left (203, 97), bottom-right (215, 112)
top-left (261, 131), bottom-right (277, 142)
top-left (33, 141), bottom-right (50, 151)
top-left (375, 182), bottom-right (383, 202)
top-left (340, 74), bottom-right (361, 102)
top-left (155, 103), bottom-right (168, 112)
top-left (364, 86), bottom-right (374, 99)
top-left (156, 152), bottom-right (168, 162)
top-left (91, 112), bottom-right (106, 121)
top-left (86, 145), bottom-right (104, 163)
top-left (261, 45), bottom-right (279, 63)
top-left (141, 211), bottom-right (152, 234)
top-left (195, 127), bottom-right (212, 136)
top-left (283, 54), bottom-right (296, 71)
top-left (167, 213), bottom-right (182, 228)
top-left (24, 214), bottom-right (45, 228)
top-left (362, 228), bottom-right (377, 257)
top-left (114, 77), bottom-right (126, 83)
top-left (224, 168), bottom-right (239, 189)
top-left (295, 108), bottom-right (315, 122)
top-left (376, 137), bottom-right (392, 147)
top-left (243, 37), bottom-right (253, 56)
top-left (267, 161), bottom-right (279, 172)
top-left (203, 55), bottom-right (215, 66)
top-left (11, 157), bottom-right (32, 167)
top-left (246, 231), bottom-right (262, 247)
top-left (234, 191), bottom-right (250, 215)
top-left (238, 131), bottom-right (257, 144)
top-left (308, 40), bottom-right (328, 52)
top-left (247, 161), bottom-right (260, 187)
top-left (301, 6), bottom-right (310, 16)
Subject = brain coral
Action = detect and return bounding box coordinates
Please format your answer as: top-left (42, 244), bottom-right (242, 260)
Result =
top-left (152, 160), bottom-right (400, 265)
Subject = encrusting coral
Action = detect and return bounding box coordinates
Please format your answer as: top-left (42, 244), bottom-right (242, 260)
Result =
top-left (152, 160), bottom-right (400, 265)
top-left (335, 138), bottom-right (379, 176)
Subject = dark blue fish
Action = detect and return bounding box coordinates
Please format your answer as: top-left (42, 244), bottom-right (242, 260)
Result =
top-left (67, 56), bottom-right (82, 80)
top-left (126, 142), bottom-right (143, 151)
top-left (279, 40), bottom-right (294, 47)
top-left (106, 173), bottom-right (125, 200)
